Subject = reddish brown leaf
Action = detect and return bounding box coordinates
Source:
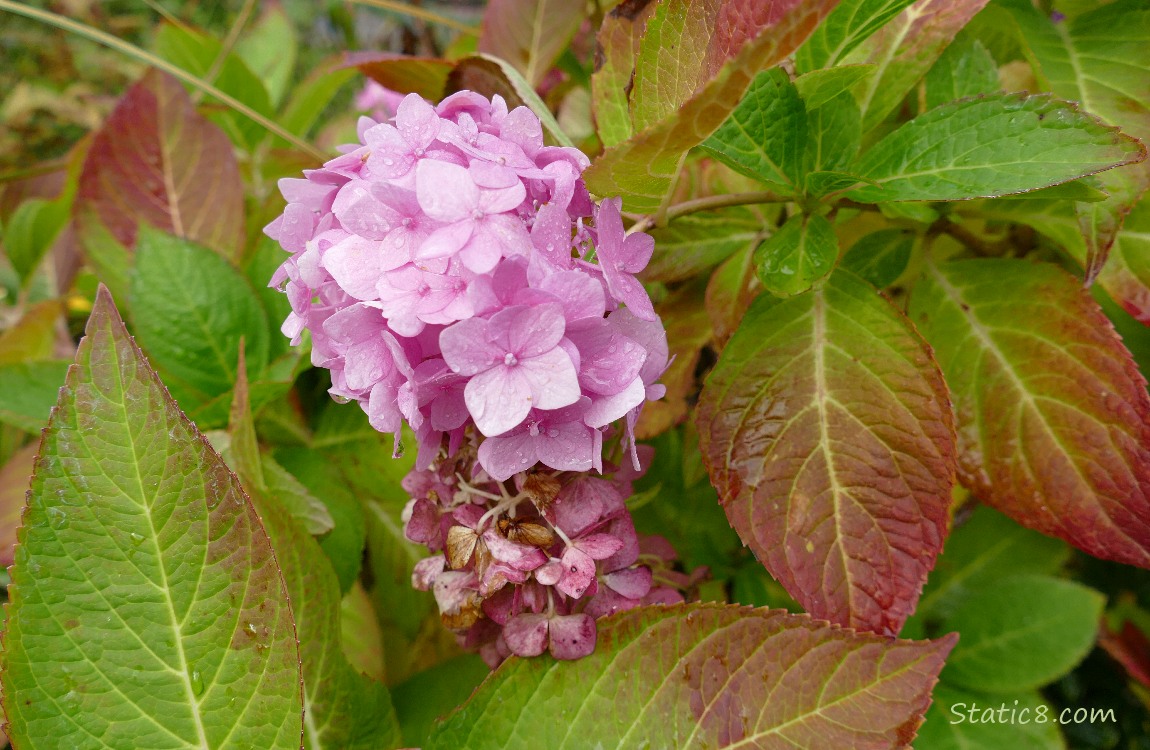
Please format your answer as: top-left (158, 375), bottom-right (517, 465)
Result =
top-left (697, 270), bottom-right (956, 636)
top-left (349, 52), bottom-right (454, 100)
top-left (910, 259), bottom-right (1150, 568)
top-left (478, 0), bottom-right (587, 86)
top-left (74, 69), bottom-right (245, 258)
top-left (0, 443), bottom-right (37, 567)
top-left (1101, 619), bottom-right (1150, 690)
top-left (427, 603), bottom-right (957, 749)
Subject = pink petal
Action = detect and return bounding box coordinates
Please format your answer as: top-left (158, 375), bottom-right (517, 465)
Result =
top-left (548, 614), bottom-right (596, 660)
top-left (476, 429), bottom-right (538, 481)
top-left (395, 93), bottom-right (439, 148)
top-left (324, 235), bottom-right (388, 300)
top-left (477, 182), bottom-right (527, 215)
top-left (440, 317), bottom-right (500, 376)
top-left (416, 160), bottom-right (478, 221)
top-left (465, 365), bottom-right (534, 437)
top-left (482, 530), bottom-right (547, 571)
top-left (503, 613), bottom-right (549, 657)
top-left (418, 220), bottom-right (475, 261)
top-left (488, 304), bottom-right (566, 358)
top-left (520, 348), bottom-right (581, 411)
top-left (574, 533), bottom-right (625, 560)
top-left (621, 231), bottom-right (655, 273)
top-left (584, 587), bottom-right (641, 619)
top-left (534, 419), bottom-right (596, 474)
top-left (556, 546), bottom-right (596, 599)
top-left (566, 318), bottom-right (646, 395)
top-left (412, 555), bottom-right (446, 590)
top-left (535, 559), bottom-right (564, 586)
top-left (605, 566), bottom-right (653, 599)
top-left (583, 377), bottom-right (645, 428)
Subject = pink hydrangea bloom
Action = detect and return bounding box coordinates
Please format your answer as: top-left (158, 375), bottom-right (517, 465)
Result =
top-left (266, 90), bottom-right (696, 665)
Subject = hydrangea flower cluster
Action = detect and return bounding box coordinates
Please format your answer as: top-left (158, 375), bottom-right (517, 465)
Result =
top-left (267, 89), bottom-right (690, 662)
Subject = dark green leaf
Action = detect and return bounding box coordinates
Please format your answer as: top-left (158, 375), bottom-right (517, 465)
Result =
top-left (849, 94), bottom-right (1145, 202)
top-left (840, 227), bottom-right (914, 287)
top-left (0, 361), bottom-right (70, 433)
top-left (130, 227), bottom-right (269, 403)
top-left (644, 207), bottom-right (766, 283)
top-left (700, 68), bottom-right (806, 191)
top-left (3, 197), bottom-right (69, 283)
top-left (392, 655), bottom-right (488, 748)
top-left (793, 64), bottom-right (876, 108)
top-left (803, 90), bottom-right (862, 176)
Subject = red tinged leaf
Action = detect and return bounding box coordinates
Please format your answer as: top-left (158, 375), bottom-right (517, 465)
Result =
top-left (426, 603), bottom-right (957, 749)
top-left (74, 69), bottom-right (245, 259)
top-left (1101, 618), bottom-right (1150, 690)
top-left (910, 259), bottom-right (1150, 568)
top-left (585, 0), bottom-right (840, 211)
top-left (478, 0), bottom-right (587, 87)
top-left (349, 52), bottom-right (454, 100)
top-left (591, 0), bottom-right (657, 147)
top-left (697, 271), bottom-right (956, 636)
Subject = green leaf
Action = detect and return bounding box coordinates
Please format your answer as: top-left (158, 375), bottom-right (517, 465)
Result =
top-left (803, 90), bottom-right (862, 177)
top-left (793, 64), bottom-right (876, 109)
top-left (154, 22), bottom-right (276, 151)
top-left (700, 68), bottom-right (806, 191)
top-left (942, 575), bottom-right (1104, 693)
top-left (645, 207), bottom-right (766, 283)
top-left (279, 63), bottom-right (357, 141)
top-left (0, 301), bottom-right (61, 366)
top-left (74, 69), bottom-right (246, 260)
top-left (0, 287), bottom-right (303, 749)
top-left (1100, 197), bottom-right (1150, 324)
top-left (795, 0), bottom-right (918, 71)
top-left (392, 655), bottom-right (488, 748)
top-left (590, 1), bottom-right (651, 148)
top-left (914, 505), bottom-right (1069, 622)
top-left (848, 94), bottom-right (1145, 202)
top-left (840, 227), bottom-right (913, 287)
top-left (848, 0), bottom-right (994, 133)
top-left (909, 259), bottom-right (1150, 568)
top-left (477, 0), bottom-right (586, 87)
top-left (917, 685), bottom-right (1067, 750)
top-left (0, 361), bottom-right (70, 433)
top-left (3, 197), bottom-right (69, 283)
top-left (230, 367), bottom-right (400, 750)
top-left (584, 0), bottom-right (840, 211)
top-left (924, 33), bottom-right (1000, 110)
top-left (274, 447), bottom-right (367, 595)
top-left (236, 5), bottom-right (298, 107)
top-left (696, 270), bottom-right (956, 635)
top-left (755, 212), bottom-right (839, 296)
top-left (426, 604), bottom-right (956, 749)
top-left (130, 227), bottom-right (269, 403)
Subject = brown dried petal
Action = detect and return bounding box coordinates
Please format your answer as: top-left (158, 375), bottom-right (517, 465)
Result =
top-left (498, 518), bottom-right (556, 549)
top-left (445, 525), bottom-right (479, 570)
top-left (522, 473), bottom-right (562, 511)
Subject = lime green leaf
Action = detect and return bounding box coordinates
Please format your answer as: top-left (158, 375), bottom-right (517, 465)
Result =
top-left (840, 227), bottom-right (913, 287)
top-left (910, 259), bottom-right (1150, 568)
top-left (755, 212), bottom-right (838, 296)
top-left (924, 34), bottom-right (1000, 110)
top-left (0, 287), bottom-right (303, 749)
top-left (153, 22), bottom-right (276, 151)
top-left (795, 0), bottom-right (918, 71)
top-left (914, 506), bottom-right (1069, 621)
top-left (848, 94), bottom-right (1145, 202)
top-left (942, 575), bottom-right (1104, 693)
top-left (340, 583), bottom-right (385, 683)
top-left (697, 271), bottom-right (956, 635)
top-left (477, 0), bottom-right (586, 87)
top-left (793, 64), bottom-right (876, 108)
top-left (849, 0), bottom-right (993, 133)
top-left (584, 0), bottom-right (840, 211)
top-left (804, 90), bottom-right (862, 177)
top-left (237, 5), bottom-right (298, 107)
top-left (0, 361), bottom-right (70, 433)
top-left (700, 68), bottom-right (805, 192)
top-left (130, 228), bottom-right (269, 403)
top-left (230, 367), bottom-right (400, 750)
top-left (426, 604), bottom-right (956, 749)
top-left (917, 685), bottom-right (1066, 750)
top-left (74, 69), bottom-right (245, 260)
top-left (645, 207), bottom-right (766, 283)
top-left (0, 301), bottom-right (62, 366)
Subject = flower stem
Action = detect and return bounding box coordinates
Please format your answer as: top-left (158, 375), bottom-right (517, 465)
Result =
top-left (628, 190), bottom-right (792, 234)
